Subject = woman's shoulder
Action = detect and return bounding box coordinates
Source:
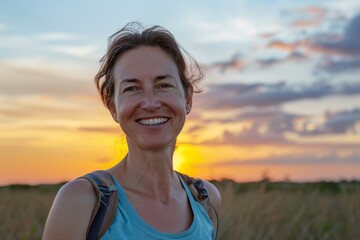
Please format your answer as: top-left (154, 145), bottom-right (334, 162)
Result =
top-left (203, 180), bottom-right (221, 214)
top-left (177, 172), bottom-right (221, 214)
top-left (56, 178), bottom-right (97, 208)
top-left (200, 179), bottom-right (221, 237)
top-left (43, 178), bottom-right (96, 240)
top-left (59, 177), bottom-right (96, 198)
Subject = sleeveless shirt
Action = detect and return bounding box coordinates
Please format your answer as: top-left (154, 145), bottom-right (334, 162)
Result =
top-left (100, 176), bottom-right (215, 240)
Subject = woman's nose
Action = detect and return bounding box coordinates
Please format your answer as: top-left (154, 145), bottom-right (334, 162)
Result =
top-left (140, 91), bottom-right (161, 111)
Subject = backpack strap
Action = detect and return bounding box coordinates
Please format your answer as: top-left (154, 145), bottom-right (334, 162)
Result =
top-left (176, 171), bottom-right (219, 239)
top-left (80, 170), bottom-right (218, 239)
top-left (79, 170), bottom-right (118, 240)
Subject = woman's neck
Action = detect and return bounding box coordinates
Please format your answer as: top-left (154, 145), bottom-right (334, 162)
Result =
top-left (110, 141), bottom-right (181, 203)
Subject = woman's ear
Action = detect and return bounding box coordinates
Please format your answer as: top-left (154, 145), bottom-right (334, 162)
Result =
top-left (185, 86), bottom-right (193, 115)
top-left (112, 112), bottom-right (118, 122)
top-left (108, 102), bottom-right (118, 123)
top-left (186, 103), bottom-right (191, 115)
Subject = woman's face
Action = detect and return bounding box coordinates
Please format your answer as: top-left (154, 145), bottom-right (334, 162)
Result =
top-left (111, 46), bottom-right (192, 150)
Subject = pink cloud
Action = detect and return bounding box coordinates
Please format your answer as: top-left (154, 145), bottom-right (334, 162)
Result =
top-left (268, 40), bottom-right (303, 52)
top-left (290, 6), bottom-right (327, 28)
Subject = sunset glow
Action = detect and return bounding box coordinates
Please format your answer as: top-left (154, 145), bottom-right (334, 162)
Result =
top-left (1, 1), bottom-right (360, 185)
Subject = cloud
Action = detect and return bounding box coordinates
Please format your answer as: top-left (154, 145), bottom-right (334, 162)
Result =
top-left (0, 136), bottom-right (41, 145)
top-left (269, 13), bottom-right (360, 57)
top-left (257, 32), bottom-right (278, 39)
top-left (0, 22), bottom-right (7, 32)
top-left (206, 152), bottom-right (360, 167)
top-left (50, 44), bottom-right (99, 58)
top-left (265, 12), bottom-right (360, 75)
top-left (236, 110), bottom-right (301, 136)
top-left (0, 96), bottom-right (97, 121)
top-left (0, 63), bottom-right (96, 97)
top-left (256, 51), bottom-right (308, 68)
top-left (198, 109), bottom-right (300, 146)
top-left (189, 107), bottom-right (360, 146)
top-left (207, 53), bottom-right (244, 72)
top-left (288, 6), bottom-right (328, 29)
top-left (268, 40), bottom-right (302, 52)
top-left (317, 57), bottom-right (360, 73)
top-left (300, 108), bottom-right (360, 135)
top-left (192, 17), bottom-right (258, 43)
top-left (78, 126), bottom-right (119, 134)
top-left (209, 49), bottom-right (308, 72)
top-left (0, 34), bottom-right (33, 49)
top-left (200, 108), bottom-right (301, 125)
top-left (0, 31), bottom-right (100, 62)
top-left (37, 32), bottom-right (79, 41)
top-left (198, 132), bottom-right (360, 149)
top-left (198, 81), bottom-right (360, 110)
top-left (209, 128), bottom-right (289, 146)
top-left (312, 13), bottom-right (360, 56)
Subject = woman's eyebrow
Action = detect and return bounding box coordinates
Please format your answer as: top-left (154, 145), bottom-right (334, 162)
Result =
top-left (119, 74), bottom-right (175, 85)
top-left (155, 74), bottom-right (177, 82)
top-left (120, 78), bottom-right (140, 84)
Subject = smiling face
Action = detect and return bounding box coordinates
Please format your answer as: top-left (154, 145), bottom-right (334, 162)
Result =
top-left (110, 46), bottom-right (192, 150)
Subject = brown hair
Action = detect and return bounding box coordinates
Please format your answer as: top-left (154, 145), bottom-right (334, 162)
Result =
top-left (95, 22), bottom-right (204, 109)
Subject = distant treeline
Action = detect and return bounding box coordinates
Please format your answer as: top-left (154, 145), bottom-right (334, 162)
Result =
top-left (3, 179), bottom-right (360, 194)
top-left (211, 179), bottom-right (360, 194)
top-left (0, 183), bottom-right (65, 192)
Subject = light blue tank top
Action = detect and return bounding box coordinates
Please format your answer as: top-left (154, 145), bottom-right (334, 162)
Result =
top-left (101, 176), bottom-right (214, 240)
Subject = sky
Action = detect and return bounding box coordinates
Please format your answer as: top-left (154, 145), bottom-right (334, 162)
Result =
top-left (1, 0), bottom-right (360, 185)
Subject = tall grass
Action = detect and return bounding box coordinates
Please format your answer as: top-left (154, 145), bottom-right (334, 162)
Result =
top-left (0, 181), bottom-right (359, 239)
top-left (215, 180), bottom-right (360, 240)
top-left (0, 185), bottom-right (60, 240)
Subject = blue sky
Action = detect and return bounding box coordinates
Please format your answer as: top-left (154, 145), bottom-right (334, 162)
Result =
top-left (1, 1), bottom-right (360, 183)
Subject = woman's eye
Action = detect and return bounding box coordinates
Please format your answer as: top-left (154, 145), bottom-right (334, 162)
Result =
top-left (158, 83), bottom-right (173, 89)
top-left (123, 86), bottom-right (138, 93)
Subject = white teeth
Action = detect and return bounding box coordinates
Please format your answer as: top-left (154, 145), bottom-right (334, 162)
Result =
top-left (138, 118), bottom-right (169, 125)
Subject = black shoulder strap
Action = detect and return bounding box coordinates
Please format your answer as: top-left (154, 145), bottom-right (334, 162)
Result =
top-left (176, 171), bottom-right (219, 239)
top-left (80, 170), bottom-right (118, 240)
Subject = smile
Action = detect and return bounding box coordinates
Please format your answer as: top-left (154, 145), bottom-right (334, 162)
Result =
top-left (136, 117), bottom-right (169, 125)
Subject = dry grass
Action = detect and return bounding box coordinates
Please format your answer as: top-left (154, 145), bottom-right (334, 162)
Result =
top-left (214, 180), bottom-right (360, 240)
top-left (1, 181), bottom-right (359, 240)
top-left (0, 185), bottom-right (60, 240)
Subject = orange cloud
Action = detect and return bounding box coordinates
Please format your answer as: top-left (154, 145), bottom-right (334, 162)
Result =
top-left (289, 5), bottom-right (327, 28)
top-left (268, 40), bottom-right (302, 52)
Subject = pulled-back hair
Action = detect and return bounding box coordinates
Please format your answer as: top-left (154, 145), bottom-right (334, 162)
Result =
top-left (95, 22), bottom-right (204, 109)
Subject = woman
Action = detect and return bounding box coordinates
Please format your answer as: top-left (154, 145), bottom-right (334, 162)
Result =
top-left (43, 22), bottom-right (221, 240)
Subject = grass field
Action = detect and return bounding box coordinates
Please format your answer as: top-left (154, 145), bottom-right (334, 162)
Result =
top-left (1, 180), bottom-right (359, 240)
